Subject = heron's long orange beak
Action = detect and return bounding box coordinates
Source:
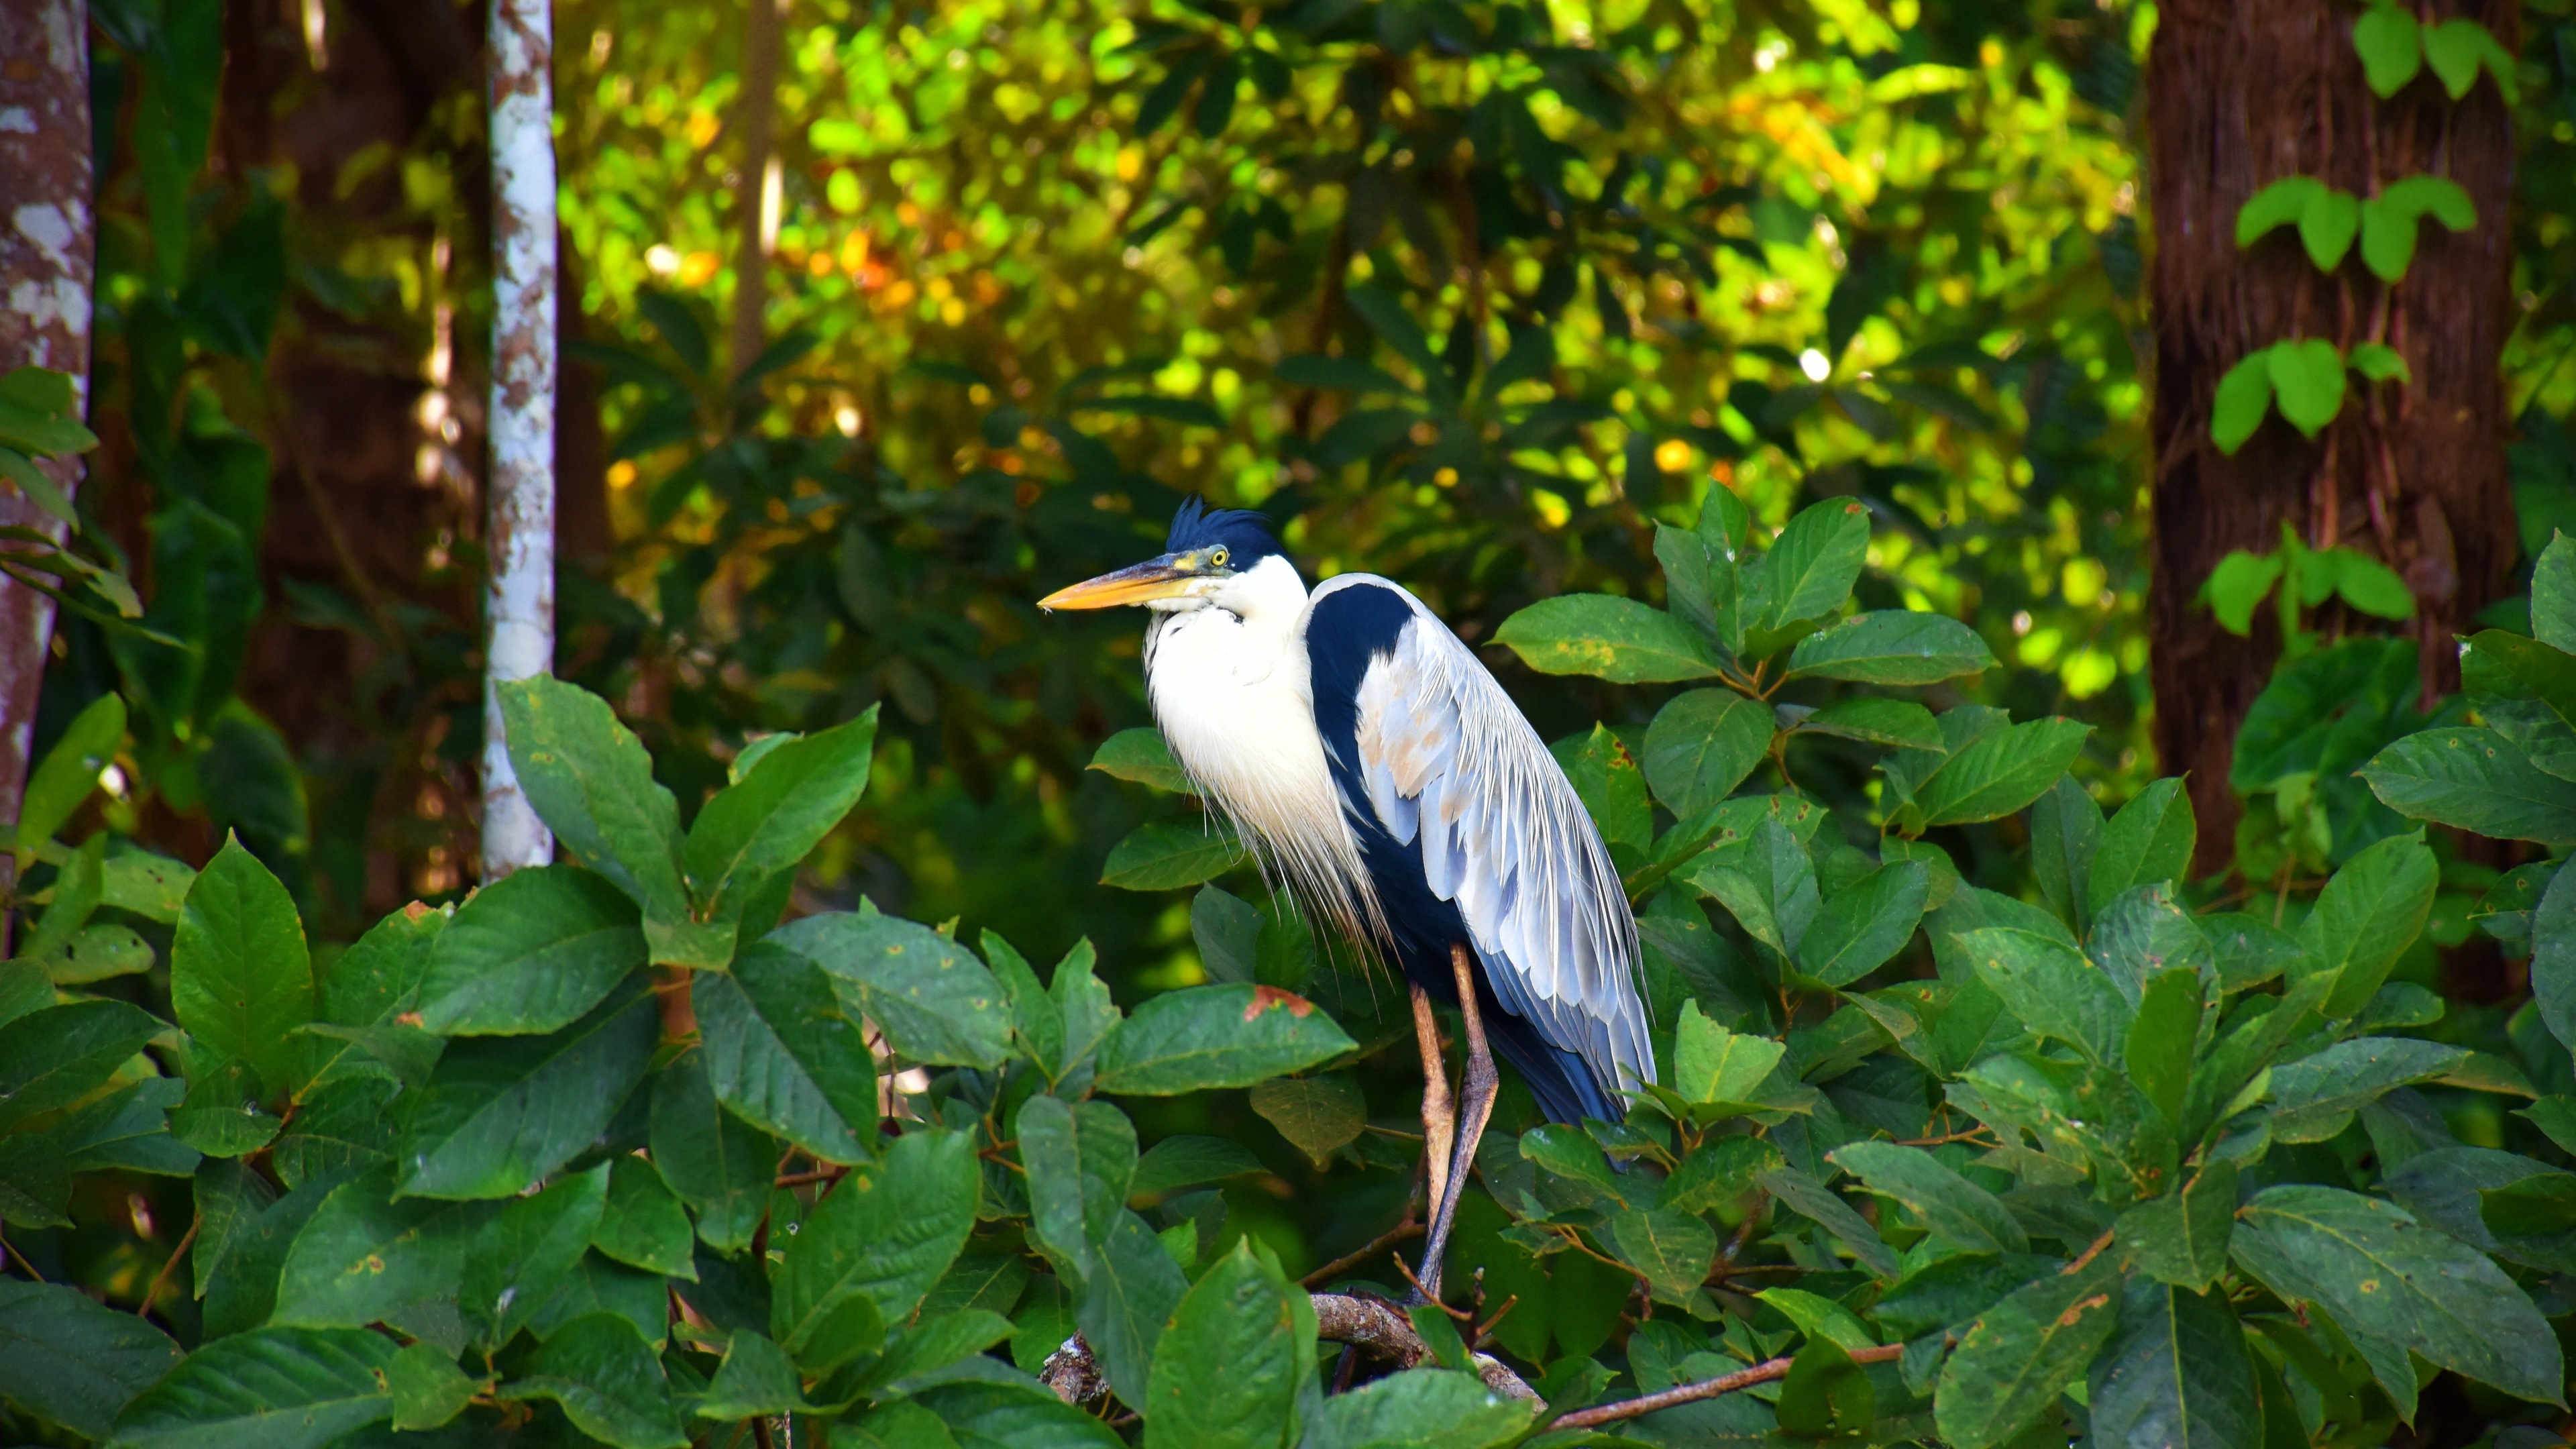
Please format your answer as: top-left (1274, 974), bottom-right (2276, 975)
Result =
top-left (1038, 555), bottom-right (1201, 610)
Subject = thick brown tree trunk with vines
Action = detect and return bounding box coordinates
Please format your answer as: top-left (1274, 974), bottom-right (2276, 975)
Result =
top-left (2147, 0), bottom-right (2520, 874)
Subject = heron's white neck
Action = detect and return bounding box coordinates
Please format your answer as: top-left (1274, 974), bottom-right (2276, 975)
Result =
top-left (1144, 555), bottom-right (1369, 936)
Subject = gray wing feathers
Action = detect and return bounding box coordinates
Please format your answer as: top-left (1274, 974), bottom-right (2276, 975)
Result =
top-left (1326, 576), bottom-right (1656, 1099)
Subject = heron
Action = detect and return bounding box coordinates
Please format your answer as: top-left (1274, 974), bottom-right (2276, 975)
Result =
top-left (1040, 498), bottom-right (1654, 1299)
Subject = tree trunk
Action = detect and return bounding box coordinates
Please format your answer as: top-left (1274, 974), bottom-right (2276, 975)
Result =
top-left (482, 0), bottom-right (556, 879)
top-left (0, 0), bottom-right (95, 917)
top-left (729, 0), bottom-right (786, 374)
top-left (2146, 0), bottom-right (2521, 873)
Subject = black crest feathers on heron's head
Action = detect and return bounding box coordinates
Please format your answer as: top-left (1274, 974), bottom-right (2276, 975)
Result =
top-left (1165, 497), bottom-right (1282, 570)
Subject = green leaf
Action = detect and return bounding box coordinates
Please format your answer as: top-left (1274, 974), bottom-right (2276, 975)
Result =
top-left (2345, 341), bottom-right (2413, 385)
top-left (1956, 927), bottom-right (2131, 1066)
top-left (2325, 548), bottom-right (2415, 620)
top-left (1656, 523), bottom-right (1741, 655)
top-left (912, 1381), bottom-right (1127, 1448)
top-left (387, 1342), bottom-right (478, 1431)
top-left (496, 678), bottom-right (713, 968)
top-left (0, 1279), bottom-right (181, 1438)
top-left (1933, 1254), bottom-right (2120, 1449)
top-left (1090, 727), bottom-right (1191, 793)
top-left (1648, 686), bottom-right (1772, 814)
top-left (1311, 1368), bottom-right (1533, 1449)
top-left (1551, 724), bottom-right (1652, 852)
top-left (1797, 862), bottom-right (1929, 987)
top-left (1788, 609), bottom-right (1994, 685)
top-left (2362, 727), bottom-right (2576, 845)
top-left (17, 692), bottom-right (123, 859)
top-left (1777, 1336), bottom-right (1876, 1438)
top-left (173, 835), bottom-right (313, 1102)
top-left (1799, 697), bottom-right (1943, 750)
top-left (2127, 966), bottom-right (2204, 1123)
top-left (168, 1058), bottom-right (284, 1159)
top-left (1760, 499), bottom-right (1874, 630)
top-left (682, 706), bottom-right (877, 928)
top-left (1662, 1135), bottom-right (1782, 1215)
top-left (2086, 1276), bottom-right (2260, 1449)
top-left (696, 939), bottom-right (875, 1162)
top-left (775, 912), bottom-right (1014, 1068)
top-left (2536, 864), bottom-right (2576, 1061)
top-left (2211, 352), bottom-right (2276, 455)
top-left (498, 1313), bottom-right (689, 1449)
top-left (0, 998), bottom-right (162, 1134)
top-left (1142, 1240), bottom-right (1312, 1449)
top-left (1910, 718), bottom-right (2092, 828)
top-left (415, 865), bottom-right (643, 1035)
top-left (650, 1051), bottom-right (775, 1252)
top-left (592, 1156), bottom-right (696, 1280)
top-left (1191, 884), bottom-right (1262, 985)
top-left (701, 1330), bottom-right (812, 1418)
top-left (1079, 1210), bottom-right (1192, 1406)
top-left (2236, 176), bottom-right (2327, 247)
top-left (2539, 533), bottom-right (2576, 653)
top-left (107, 1326), bottom-right (395, 1449)
top-left (2422, 17), bottom-right (2517, 102)
top-left (1020, 1093), bottom-right (1138, 1281)
top-left (2353, 3), bottom-right (2423, 96)
top-left (462, 1163), bottom-right (608, 1348)
top-left (398, 983), bottom-right (658, 1199)
top-left (2296, 186), bottom-right (2361, 271)
top-left (1672, 1000), bottom-right (1788, 1108)
top-left (1248, 1073), bottom-right (1366, 1166)
top-left (1609, 1208), bottom-right (1719, 1303)
top-left (1759, 1166), bottom-right (1900, 1280)
top-left (2117, 1161), bottom-right (2239, 1292)
top-left (273, 1167), bottom-right (492, 1346)
top-left (1101, 821), bottom-right (1242, 890)
top-left (773, 1128), bottom-right (980, 1370)
top-left (1131, 1134), bottom-right (1263, 1199)
top-left (2267, 339), bottom-right (2347, 437)
top-left (2294, 830), bottom-right (2436, 1019)
top-left (1831, 1141), bottom-right (2029, 1255)
top-left (2230, 1183), bottom-right (2563, 1415)
top-left (2027, 775), bottom-right (2103, 930)
top-left (2267, 1036), bottom-right (2469, 1143)
top-left (1687, 818), bottom-right (1819, 961)
top-left (40, 924), bottom-right (155, 985)
top-left (1093, 983), bottom-right (1355, 1095)
top-left (1493, 594), bottom-right (1725, 683)
top-left (2088, 777), bottom-right (2197, 907)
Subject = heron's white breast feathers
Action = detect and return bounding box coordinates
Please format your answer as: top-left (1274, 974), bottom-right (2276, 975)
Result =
top-left (1143, 576), bottom-right (1377, 943)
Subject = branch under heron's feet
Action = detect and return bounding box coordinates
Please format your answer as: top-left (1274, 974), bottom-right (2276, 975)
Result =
top-left (1040, 1294), bottom-right (1544, 1408)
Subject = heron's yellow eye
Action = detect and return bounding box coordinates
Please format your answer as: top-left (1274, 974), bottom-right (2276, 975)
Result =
top-left (1209, 547), bottom-right (1230, 568)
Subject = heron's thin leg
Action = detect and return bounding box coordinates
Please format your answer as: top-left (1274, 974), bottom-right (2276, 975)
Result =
top-left (1418, 944), bottom-right (1500, 1305)
top-left (1411, 981), bottom-right (1455, 1283)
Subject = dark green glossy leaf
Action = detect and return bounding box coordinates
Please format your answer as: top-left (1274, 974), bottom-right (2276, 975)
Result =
top-left (1829, 1141), bottom-right (2028, 1255)
top-left (651, 1051), bottom-right (774, 1252)
top-left (397, 983), bottom-right (657, 1199)
top-left (696, 938), bottom-right (875, 1161)
top-left (1796, 861), bottom-right (1929, 987)
top-left (775, 911), bottom-right (1013, 1068)
top-left (109, 1326), bottom-right (394, 1449)
top-left (2361, 727), bottom-right (2576, 845)
top-left (172, 835), bottom-right (312, 1101)
top-left (1641, 689), bottom-right (1773, 817)
top-left (2087, 1275), bottom-right (2259, 1449)
top-left (2231, 1184), bottom-right (2562, 1415)
top-left (415, 864), bottom-right (643, 1036)
top-left (498, 1312), bottom-right (688, 1449)
top-left (1142, 1240), bottom-right (1313, 1449)
top-left (1910, 718), bottom-right (2092, 828)
top-left (1493, 595), bottom-right (1725, 684)
top-left (1093, 983), bottom-right (1354, 1095)
top-left (1089, 727), bottom-right (1191, 792)
top-left (0, 1279), bottom-right (180, 1439)
top-left (772, 1128), bottom-right (979, 1370)
top-left (1788, 609), bottom-right (1994, 684)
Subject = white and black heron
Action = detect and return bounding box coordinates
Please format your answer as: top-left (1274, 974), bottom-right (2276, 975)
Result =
top-left (1041, 498), bottom-right (1656, 1298)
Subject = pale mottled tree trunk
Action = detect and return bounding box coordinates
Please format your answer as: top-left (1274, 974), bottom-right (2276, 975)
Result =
top-left (0, 0), bottom-right (94, 912)
top-left (730, 0), bottom-right (786, 374)
top-left (483, 0), bottom-right (556, 879)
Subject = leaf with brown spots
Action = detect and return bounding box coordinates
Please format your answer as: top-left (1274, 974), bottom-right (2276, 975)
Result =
top-left (2230, 1183), bottom-right (2563, 1419)
top-left (1932, 1254), bottom-right (2121, 1449)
